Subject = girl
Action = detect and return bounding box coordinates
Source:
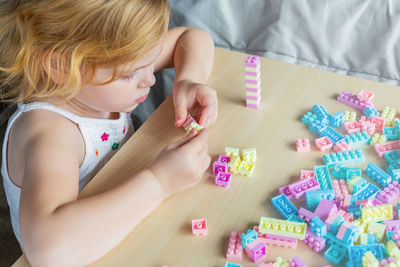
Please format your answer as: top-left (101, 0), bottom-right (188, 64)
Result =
top-left (0, 0), bottom-right (217, 266)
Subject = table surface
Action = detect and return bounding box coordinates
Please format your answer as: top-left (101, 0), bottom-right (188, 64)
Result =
top-left (14, 47), bottom-right (400, 267)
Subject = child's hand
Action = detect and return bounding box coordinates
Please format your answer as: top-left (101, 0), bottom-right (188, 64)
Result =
top-left (173, 79), bottom-right (218, 128)
top-left (148, 129), bottom-right (211, 197)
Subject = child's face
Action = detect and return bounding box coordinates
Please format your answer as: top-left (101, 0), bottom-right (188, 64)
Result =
top-left (73, 44), bottom-right (162, 114)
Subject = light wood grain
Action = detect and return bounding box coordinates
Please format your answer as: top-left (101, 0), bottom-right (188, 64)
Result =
top-left (13, 48), bottom-right (400, 267)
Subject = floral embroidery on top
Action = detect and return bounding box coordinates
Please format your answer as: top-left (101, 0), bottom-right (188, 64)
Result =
top-left (101, 132), bottom-right (109, 142)
top-left (123, 126), bottom-right (126, 134)
top-left (95, 149), bottom-right (99, 157)
top-left (112, 142), bottom-right (119, 150)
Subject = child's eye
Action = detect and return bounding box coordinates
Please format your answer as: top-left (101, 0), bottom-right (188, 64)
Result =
top-left (121, 71), bottom-right (137, 80)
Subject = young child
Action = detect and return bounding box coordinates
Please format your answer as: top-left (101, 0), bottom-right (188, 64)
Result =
top-left (0, 0), bottom-right (217, 266)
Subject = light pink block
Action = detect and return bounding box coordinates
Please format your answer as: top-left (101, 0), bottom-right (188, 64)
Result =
top-left (246, 87), bottom-right (261, 93)
top-left (245, 71), bottom-right (259, 76)
top-left (192, 218), bottom-right (207, 235)
top-left (213, 161), bottom-right (228, 175)
top-left (343, 121), bottom-right (361, 134)
top-left (300, 170), bottom-right (315, 180)
top-left (246, 79), bottom-right (260, 84)
top-left (296, 138), bottom-right (310, 152)
top-left (336, 221), bottom-right (352, 239)
top-left (253, 226), bottom-right (297, 248)
top-left (215, 172), bottom-right (232, 187)
top-left (279, 184), bottom-right (294, 200)
top-left (372, 116), bottom-right (385, 132)
top-left (226, 231), bottom-right (243, 261)
top-left (360, 120), bottom-right (375, 135)
top-left (246, 103), bottom-right (260, 109)
top-left (375, 141), bottom-right (400, 157)
top-left (334, 141), bottom-right (351, 152)
top-left (246, 95), bottom-right (261, 101)
top-left (315, 136), bottom-right (333, 151)
top-left (357, 89), bottom-right (374, 102)
top-left (245, 55), bottom-right (260, 68)
top-left (384, 220), bottom-right (400, 231)
top-left (246, 240), bottom-right (267, 263)
top-left (288, 177), bottom-right (320, 199)
top-left (314, 199), bottom-right (338, 222)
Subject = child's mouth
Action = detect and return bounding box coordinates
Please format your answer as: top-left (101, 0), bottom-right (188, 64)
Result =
top-left (135, 94), bottom-right (148, 104)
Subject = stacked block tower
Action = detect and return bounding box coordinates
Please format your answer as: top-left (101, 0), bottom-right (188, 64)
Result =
top-left (245, 55), bottom-right (261, 109)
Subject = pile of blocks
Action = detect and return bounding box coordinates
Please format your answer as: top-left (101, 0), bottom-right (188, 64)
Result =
top-left (245, 55), bottom-right (261, 110)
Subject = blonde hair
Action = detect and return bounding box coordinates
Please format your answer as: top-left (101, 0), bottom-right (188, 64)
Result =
top-left (0, 0), bottom-right (170, 103)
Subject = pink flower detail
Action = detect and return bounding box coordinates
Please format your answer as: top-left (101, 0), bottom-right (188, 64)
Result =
top-left (123, 126), bottom-right (126, 134)
top-left (101, 132), bottom-right (109, 142)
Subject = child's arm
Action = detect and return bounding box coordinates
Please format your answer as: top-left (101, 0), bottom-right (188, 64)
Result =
top-left (18, 111), bottom-right (209, 266)
top-left (155, 27), bottom-right (217, 128)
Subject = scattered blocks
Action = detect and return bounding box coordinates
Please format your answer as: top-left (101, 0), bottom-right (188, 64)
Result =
top-left (288, 177), bottom-right (320, 199)
top-left (374, 140), bottom-right (400, 157)
top-left (192, 218), bottom-right (207, 236)
top-left (242, 147), bottom-right (257, 163)
top-left (296, 138), bottom-right (310, 152)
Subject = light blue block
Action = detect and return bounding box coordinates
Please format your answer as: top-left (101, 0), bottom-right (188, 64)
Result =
top-left (314, 165), bottom-right (333, 191)
top-left (310, 216), bottom-right (327, 237)
top-left (324, 244), bottom-right (347, 265)
top-left (305, 190), bottom-right (335, 211)
top-left (366, 162), bottom-right (392, 187)
top-left (271, 194), bottom-right (298, 219)
top-left (329, 112), bottom-right (344, 128)
top-left (323, 149), bottom-right (365, 167)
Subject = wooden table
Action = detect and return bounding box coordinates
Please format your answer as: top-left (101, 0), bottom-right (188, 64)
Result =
top-left (14, 48), bottom-right (400, 267)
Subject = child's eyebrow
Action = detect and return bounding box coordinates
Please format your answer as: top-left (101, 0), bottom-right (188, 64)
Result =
top-left (133, 47), bottom-right (163, 70)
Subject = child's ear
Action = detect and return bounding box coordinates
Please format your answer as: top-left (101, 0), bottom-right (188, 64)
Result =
top-left (42, 52), bottom-right (69, 84)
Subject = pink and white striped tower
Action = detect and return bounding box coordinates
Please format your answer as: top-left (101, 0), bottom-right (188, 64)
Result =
top-left (245, 55), bottom-right (261, 109)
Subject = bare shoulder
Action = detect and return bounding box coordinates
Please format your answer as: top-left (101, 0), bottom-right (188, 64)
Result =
top-left (7, 108), bottom-right (84, 186)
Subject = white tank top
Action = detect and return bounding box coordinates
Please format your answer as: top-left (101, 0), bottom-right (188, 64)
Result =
top-left (2, 102), bottom-right (134, 250)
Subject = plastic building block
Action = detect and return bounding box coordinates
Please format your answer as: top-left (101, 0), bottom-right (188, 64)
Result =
top-left (363, 107), bottom-right (380, 118)
top-left (384, 126), bottom-right (399, 141)
top-left (271, 194), bottom-right (298, 219)
top-left (337, 91), bottom-right (374, 111)
top-left (357, 89), bottom-right (375, 102)
top-left (300, 170), bottom-right (315, 180)
top-left (302, 112), bottom-right (318, 126)
top-left (344, 121), bottom-right (361, 134)
top-left (240, 229), bottom-right (258, 249)
top-left (312, 104), bottom-right (330, 124)
top-left (386, 240), bottom-right (400, 260)
top-left (242, 147), bottom-right (257, 163)
top-left (226, 232), bottom-right (243, 261)
top-left (374, 140), bottom-right (400, 157)
top-left (370, 133), bottom-right (387, 147)
top-left (387, 163), bottom-right (400, 182)
top-left (218, 155), bottom-right (231, 163)
top-left (329, 112), bottom-right (344, 128)
top-left (348, 244), bottom-right (383, 262)
top-left (367, 222), bottom-right (385, 242)
top-left (355, 199), bottom-right (373, 207)
top-left (382, 107), bottom-right (396, 126)
top-left (213, 161), bottom-right (228, 175)
top-left (279, 184), bottom-right (294, 200)
top-left (225, 147), bottom-right (239, 157)
top-left (344, 110), bottom-right (357, 122)
top-left (347, 204), bottom-right (362, 219)
top-left (309, 120), bottom-right (327, 137)
top-left (384, 220), bottom-right (400, 231)
top-left (215, 172), bottom-right (232, 187)
top-left (314, 199), bottom-right (338, 222)
top-left (287, 214), bottom-right (305, 223)
top-left (358, 233), bottom-right (377, 245)
top-left (348, 176), bottom-right (367, 194)
top-left (258, 217), bottom-right (307, 240)
top-left (362, 251), bottom-right (379, 267)
top-left (372, 116), bottom-right (385, 132)
top-left (327, 214), bottom-right (344, 234)
top-left (324, 244), bottom-right (347, 265)
top-left (314, 165), bottom-right (333, 191)
top-left (332, 179), bottom-right (350, 202)
top-left (334, 141), bottom-right (351, 152)
top-left (351, 183), bottom-right (380, 204)
top-left (323, 149), bottom-right (365, 167)
top-left (315, 136), bottom-right (333, 151)
top-left (341, 224), bottom-right (361, 244)
top-left (366, 162), bottom-right (393, 187)
top-left (346, 168), bottom-right (362, 182)
top-left (288, 177), bottom-right (320, 199)
top-left (384, 150), bottom-right (400, 164)
top-left (228, 155), bottom-right (241, 174)
top-left (376, 181), bottom-right (400, 203)
top-left (290, 256), bottom-right (306, 267)
top-left (298, 207), bottom-right (316, 223)
top-left (310, 216), bottom-right (327, 237)
top-left (296, 138), bottom-right (310, 152)
top-left (192, 218), bottom-right (207, 235)
top-left (253, 226), bottom-right (298, 249)
top-left (360, 120), bottom-right (376, 136)
top-left (238, 160), bottom-right (255, 176)
top-left (305, 190), bottom-right (335, 211)
top-left (325, 232), bottom-right (351, 249)
top-left (331, 165), bottom-right (349, 179)
top-left (182, 113), bottom-right (197, 133)
top-left (224, 262), bottom-right (241, 267)
top-left (303, 229), bottom-right (325, 252)
top-left (246, 99), bottom-right (261, 109)
top-left (320, 126), bottom-right (345, 144)
top-left (344, 131), bottom-right (371, 147)
top-left (245, 240), bottom-right (267, 263)
top-left (245, 55), bottom-right (261, 110)
top-left (361, 204), bottom-right (393, 223)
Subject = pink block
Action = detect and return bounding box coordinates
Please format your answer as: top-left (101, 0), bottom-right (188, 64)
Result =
top-left (355, 199), bottom-right (373, 207)
top-left (360, 120), bottom-right (375, 136)
top-left (279, 185), bottom-right (294, 200)
top-left (246, 103), bottom-right (260, 109)
top-left (245, 55), bottom-right (260, 68)
top-left (246, 240), bottom-right (267, 263)
top-left (288, 177), bottom-right (320, 199)
top-left (303, 229), bottom-right (326, 252)
top-left (245, 71), bottom-right (259, 76)
top-left (300, 170), bottom-right (315, 180)
top-left (372, 116), bottom-right (385, 132)
top-left (315, 136), bottom-right (333, 151)
top-left (332, 179), bottom-right (349, 202)
top-left (375, 141), bottom-right (400, 157)
top-left (259, 263), bottom-right (275, 267)
top-left (215, 172), bottom-right (232, 187)
top-left (246, 95), bottom-right (261, 101)
top-left (246, 87), bottom-right (261, 93)
top-left (376, 181), bottom-right (400, 203)
top-left (298, 207), bottom-right (316, 223)
top-left (343, 121), bottom-right (361, 134)
top-left (246, 79), bottom-right (260, 84)
top-left (357, 89), bottom-right (374, 102)
top-left (213, 161), bottom-right (228, 175)
top-left (226, 231), bottom-right (243, 261)
top-left (336, 221), bottom-right (352, 239)
top-left (296, 138), bottom-right (311, 152)
top-left (334, 141), bottom-right (351, 153)
top-left (192, 218), bottom-right (207, 235)
top-left (218, 155), bottom-right (231, 164)
top-left (253, 227), bottom-right (297, 248)
top-left (314, 199), bottom-right (338, 222)
top-left (290, 256), bottom-right (306, 267)
top-left (341, 195), bottom-right (352, 209)
top-left (384, 220), bottom-right (400, 231)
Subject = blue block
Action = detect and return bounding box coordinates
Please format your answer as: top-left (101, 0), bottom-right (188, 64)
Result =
top-left (323, 149), bottom-right (365, 167)
top-left (384, 127), bottom-right (399, 141)
top-left (348, 244), bottom-right (383, 262)
top-left (324, 244), bottom-right (347, 265)
top-left (346, 168), bottom-right (362, 182)
top-left (287, 214), bottom-right (305, 223)
top-left (344, 131), bottom-right (371, 147)
top-left (384, 150), bottom-right (400, 164)
top-left (351, 183), bottom-right (380, 204)
top-left (314, 165), bottom-right (333, 191)
top-left (367, 233), bottom-right (377, 244)
top-left (225, 262), bottom-right (242, 267)
top-left (310, 120), bottom-right (327, 136)
top-left (331, 164), bottom-right (349, 179)
top-left (353, 178), bottom-right (367, 193)
top-left (305, 190), bottom-right (335, 211)
top-left (329, 112), bottom-right (344, 128)
top-left (302, 111), bottom-right (318, 126)
top-left (363, 107), bottom-right (380, 118)
top-left (342, 225), bottom-right (360, 245)
top-left (366, 162), bottom-right (392, 187)
top-left (310, 216), bottom-right (327, 237)
top-left (330, 216), bottom-right (344, 235)
top-left (240, 230), bottom-right (257, 249)
top-left (271, 194), bottom-right (298, 219)
top-left (312, 104), bottom-right (330, 124)
top-left (347, 204), bottom-right (362, 219)
top-left (320, 126), bottom-right (345, 144)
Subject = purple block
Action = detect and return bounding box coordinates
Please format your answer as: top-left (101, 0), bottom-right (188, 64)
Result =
top-left (245, 79), bottom-right (260, 85)
top-left (337, 91), bottom-right (374, 111)
top-left (215, 172), bottom-right (232, 187)
top-left (245, 71), bottom-right (259, 76)
top-left (303, 229), bottom-right (326, 253)
top-left (245, 55), bottom-right (260, 68)
top-left (288, 177), bottom-right (320, 199)
top-left (298, 207), bottom-right (316, 223)
top-left (279, 185), bottom-right (294, 200)
top-left (314, 199), bottom-right (338, 222)
top-left (213, 161), bottom-right (228, 175)
top-left (385, 220), bottom-right (400, 231)
top-left (246, 95), bottom-right (261, 101)
top-left (291, 256), bottom-right (306, 267)
top-left (218, 155), bottom-right (231, 163)
top-left (246, 103), bottom-right (260, 109)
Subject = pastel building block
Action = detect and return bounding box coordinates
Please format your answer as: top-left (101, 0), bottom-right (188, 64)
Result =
top-left (384, 150), bottom-right (400, 164)
top-left (287, 214), bottom-right (305, 223)
top-left (382, 107), bottom-right (396, 126)
top-left (349, 177), bottom-right (367, 194)
top-left (238, 160), bottom-right (255, 176)
top-left (290, 256), bottom-right (306, 267)
top-left (344, 131), bottom-right (371, 147)
top-left (386, 240), bottom-right (400, 260)
top-left (312, 104), bottom-right (330, 123)
top-left (215, 172), bottom-right (232, 187)
top-left (225, 147), bottom-right (240, 157)
top-left (182, 113), bottom-right (201, 133)
top-left (320, 126), bottom-right (345, 144)
top-left (332, 165), bottom-right (350, 179)
top-left (374, 140), bottom-right (400, 157)
top-left (376, 181), bottom-right (400, 203)
top-left (258, 217), bottom-right (307, 240)
top-left (245, 54), bottom-right (260, 68)
top-left (344, 110), bottom-right (357, 122)
top-left (298, 207), bottom-right (316, 223)
top-left (324, 244), bottom-right (347, 265)
top-left (341, 224), bottom-right (361, 244)
top-left (296, 138), bottom-right (311, 152)
top-left (315, 136), bottom-right (333, 151)
top-left (186, 121), bottom-right (204, 133)
top-left (385, 220), bottom-right (400, 231)
top-left (364, 107), bottom-right (380, 118)
top-left (241, 229), bottom-right (258, 249)
top-left (218, 155), bottom-right (231, 163)
top-left (245, 240), bottom-right (267, 263)
top-left (347, 204), bottom-right (362, 219)
top-left (310, 216), bottom-right (327, 237)
top-left (337, 91), bottom-right (374, 111)
top-left (309, 120), bottom-right (327, 137)
top-left (346, 168), bottom-right (362, 182)
top-left (192, 218), bottom-right (207, 235)
top-left (279, 184), bottom-right (294, 200)
top-left (301, 111), bottom-right (318, 126)
top-left (334, 141), bottom-right (351, 153)
top-left (228, 155), bottom-right (241, 174)
top-left (224, 262), bottom-right (242, 267)
top-left (332, 179), bottom-right (350, 202)
top-left (358, 233), bottom-right (377, 245)
top-left (366, 162), bottom-right (393, 187)
top-left (271, 194), bottom-right (298, 219)
top-left (253, 226), bottom-right (298, 249)
top-left (329, 112), bottom-right (344, 128)
top-left (351, 183), bottom-right (380, 204)
top-left (384, 127), bottom-right (399, 140)
top-left (370, 133), bottom-right (387, 147)
top-left (357, 89), bottom-right (375, 102)
top-left (213, 161), bottom-right (228, 175)
top-left (226, 232), bottom-right (243, 261)
top-left (288, 177), bottom-right (320, 199)
top-left (314, 199), bottom-right (339, 222)
top-left (344, 121), bottom-right (361, 134)
top-left (305, 190), bottom-right (335, 211)
top-left (360, 120), bottom-right (376, 136)
top-left (303, 229), bottom-right (326, 252)
top-left (300, 170), bottom-right (315, 180)
top-left (362, 251), bottom-right (379, 267)
top-left (242, 147), bottom-right (257, 163)
top-left (366, 221), bottom-right (385, 242)
top-left (325, 232), bottom-right (351, 249)
top-left (348, 244), bottom-right (383, 262)
top-left (372, 116), bottom-right (385, 132)
top-left (361, 204), bottom-right (393, 223)
top-left (314, 165), bottom-right (333, 191)
top-left (323, 149), bottom-right (365, 167)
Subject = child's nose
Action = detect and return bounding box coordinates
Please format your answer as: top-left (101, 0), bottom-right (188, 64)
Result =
top-left (137, 69), bottom-right (156, 88)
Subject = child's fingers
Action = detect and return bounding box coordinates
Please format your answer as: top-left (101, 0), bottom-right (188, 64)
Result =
top-left (181, 128), bottom-right (208, 152)
top-left (197, 91), bottom-right (218, 127)
top-left (170, 129), bottom-right (197, 149)
top-left (174, 96), bottom-right (188, 127)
